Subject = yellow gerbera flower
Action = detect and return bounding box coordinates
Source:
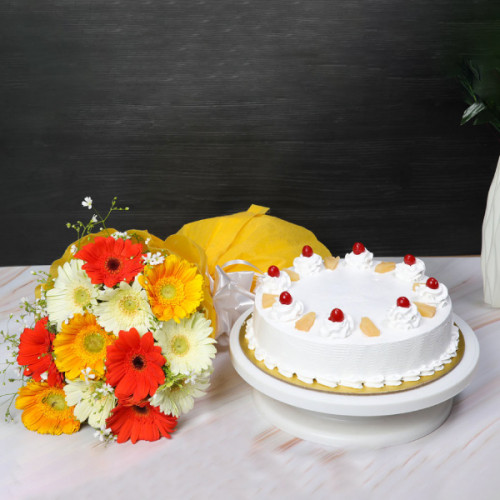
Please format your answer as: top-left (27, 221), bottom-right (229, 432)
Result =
top-left (138, 254), bottom-right (204, 323)
top-left (53, 313), bottom-right (116, 380)
top-left (15, 381), bottom-right (80, 435)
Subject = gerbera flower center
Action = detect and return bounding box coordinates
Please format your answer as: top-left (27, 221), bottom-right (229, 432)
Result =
top-left (132, 355), bottom-right (146, 370)
top-left (160, 283), bottom-right (178, 300)
top-left (119, 295), bottom-right (139, 314)
top-left (83, 332), bottom-right (106, 353)
top-left (42, 392), bottom-right (67, 412)
top-left (132, 405), bottom-right (150, 415)
top-left (73, 286), bottom-right (91, 307)
top-left (171, 334), bottom-right (190, 356)
top-left (105, 257), bottom-right (123, 274)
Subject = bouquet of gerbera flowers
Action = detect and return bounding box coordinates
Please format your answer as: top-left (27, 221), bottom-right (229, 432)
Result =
top-left (1, 198), bottom-right (216, 444)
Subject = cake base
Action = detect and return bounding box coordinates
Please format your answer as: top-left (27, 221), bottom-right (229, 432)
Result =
top-left (230, 309), bottom-right (479, 448)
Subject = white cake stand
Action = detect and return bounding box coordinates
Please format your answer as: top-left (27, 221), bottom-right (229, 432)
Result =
top-left (229, 309), bottom-right (480, 448)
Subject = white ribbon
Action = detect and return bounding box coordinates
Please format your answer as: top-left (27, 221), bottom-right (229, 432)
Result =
top-left (210, 260), bottom-right (262, 337)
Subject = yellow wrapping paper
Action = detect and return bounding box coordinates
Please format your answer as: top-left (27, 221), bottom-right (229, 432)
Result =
top-left (175, 205), bottom-right (332, 277)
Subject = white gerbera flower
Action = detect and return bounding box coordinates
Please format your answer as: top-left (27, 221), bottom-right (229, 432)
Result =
top-left (46, 259), bottom-right (98, 328)
top-left (94, 280), bottom-right (154, 335)
top-left (64, 379), bottom-right (117, 429)
top-left (154, 312), bottom-right (216, 375)
top-left (150, 370), bottom-right (211, 417)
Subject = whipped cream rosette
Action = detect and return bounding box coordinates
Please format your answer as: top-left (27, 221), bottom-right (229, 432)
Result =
top-left (293, 245), bottom-right (325, 277)
top-left (270, 291), bottom-right (304, 322)
top-left (395, 254), bottom-right (426, 281)
top-left (319, 308), bottom-right (353, 338)
top-left (414, 277), bottom-right (449, 308)
top-left (386, 297), bottom-right (421, 329)
top-left (258, 265), bottom-right (292, 294)
top-left (344, 242), bottom-right (374, 270)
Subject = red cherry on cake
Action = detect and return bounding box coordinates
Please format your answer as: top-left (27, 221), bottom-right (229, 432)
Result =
top-left (329, 308), bottom-right (345, 323)
top-left (397, 296), bottom-right (411, 308)
top-left (302, 245), bottom-right (313, 257)
top-left (279, 291), bottom-right (293, 305)
top-left (404, 254), bottom-right (416, 266)
top-left (426, 277), bottom-right (439, 289)
top-left (352, 242), bottom-right (365, 255)
top-left (267, 265), bottom-right (280, 278)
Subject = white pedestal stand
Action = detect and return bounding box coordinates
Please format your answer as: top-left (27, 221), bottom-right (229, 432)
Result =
top-left (229, 310), bottom-right (479, 449)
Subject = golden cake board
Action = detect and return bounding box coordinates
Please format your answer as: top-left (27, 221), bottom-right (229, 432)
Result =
top-left (239, 320), bottom-right (465, 395)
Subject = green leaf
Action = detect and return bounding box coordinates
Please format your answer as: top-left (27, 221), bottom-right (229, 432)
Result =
top-left (467, 60), bottom-right (481, 81)
top-left (461, 102), bottom-right (486, 125)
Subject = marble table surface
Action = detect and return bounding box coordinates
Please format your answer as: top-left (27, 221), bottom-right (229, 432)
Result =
top-left (0, 258), bottom-right (499, 500)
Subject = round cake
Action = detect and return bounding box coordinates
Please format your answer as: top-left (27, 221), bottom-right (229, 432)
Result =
top-left (245, 244), bottom-right (459, 389)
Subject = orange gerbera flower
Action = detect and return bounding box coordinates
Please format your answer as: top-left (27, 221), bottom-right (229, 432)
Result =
top-left (75, 236), bottom-right (144, 287)
top-left (15, 380), bottom-right (80, 435)
top-left (107, 402), bottom-right (177, 443)
top-left (138, 254), bottom-right (203, 323)
top-left (105, 328), bottom-right (165, 403)
top-left (17, 317), bottom-right (63, 387)
top-left (53, 313), bottom-right (116, 380)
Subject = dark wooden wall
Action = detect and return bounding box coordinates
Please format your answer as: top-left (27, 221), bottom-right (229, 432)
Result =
top-left (1, 1), bottom-right (499, 265)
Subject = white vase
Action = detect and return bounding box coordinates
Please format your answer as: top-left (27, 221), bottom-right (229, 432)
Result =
top-left (482, 156), bottom-right (500, 306)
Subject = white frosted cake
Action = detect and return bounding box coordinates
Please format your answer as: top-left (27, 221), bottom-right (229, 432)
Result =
top-left (245, 243), bottom-right (459, 389)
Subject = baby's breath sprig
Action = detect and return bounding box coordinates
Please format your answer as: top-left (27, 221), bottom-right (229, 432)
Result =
top-left (0, 270), bottom-right (51, 421)
top-left (0, 325), bottom-right (25, 422)
top-left (0, 390), bottom-right (22, 422)
top-left (67, 196), bottom-right (130, 251)
top-left (93, 426), bottom-right (118, 445)
top-left (19, 295), bottom-right (48, 324)
top-left (30, 269), bottom-right (49, 281)
top-left (142, 252), bottom-right (165, 267)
